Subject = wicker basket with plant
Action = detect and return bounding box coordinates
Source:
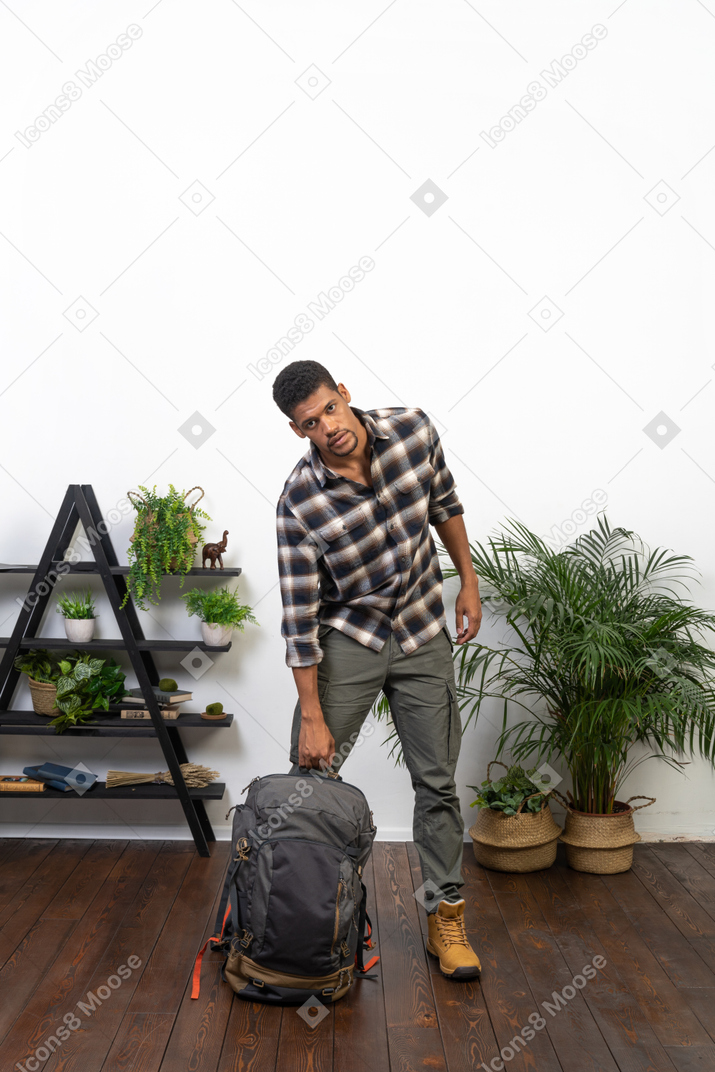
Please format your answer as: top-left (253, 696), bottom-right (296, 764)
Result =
top-left (468, 761), bottom-right (562, 872)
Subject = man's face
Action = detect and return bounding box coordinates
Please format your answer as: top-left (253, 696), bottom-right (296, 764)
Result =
top-left (289, 383), bottom-right (362, 460)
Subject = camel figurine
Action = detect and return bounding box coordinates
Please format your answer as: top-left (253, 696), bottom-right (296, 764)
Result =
top-left (202, 530), bottom-right (229, 570)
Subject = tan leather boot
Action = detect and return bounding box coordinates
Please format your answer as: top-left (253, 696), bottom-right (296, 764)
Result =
top-left (426, 899), bottom-right (481, 979)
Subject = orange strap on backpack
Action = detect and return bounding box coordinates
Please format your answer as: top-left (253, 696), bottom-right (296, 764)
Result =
top-left (192, 903), bottom-right (231, 1000)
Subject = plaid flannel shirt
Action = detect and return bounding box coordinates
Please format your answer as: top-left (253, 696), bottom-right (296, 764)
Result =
top-left (276, 406), bottom-right (464, 668)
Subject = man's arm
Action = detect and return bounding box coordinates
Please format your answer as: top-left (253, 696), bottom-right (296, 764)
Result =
top-left (276, 497), bottom-right (336, 768)
top-left (421, 412), bottom-right (481, 644)
top-left (292, 666), bottom-right (335, 770)
top-left (434, 513), bottom-right (481, 643)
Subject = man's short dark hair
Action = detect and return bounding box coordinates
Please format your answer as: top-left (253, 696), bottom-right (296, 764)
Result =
top-left (272, 360), bottom-right (339, 420)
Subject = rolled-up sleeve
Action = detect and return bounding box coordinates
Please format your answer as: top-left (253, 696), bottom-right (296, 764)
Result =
top-left (425, 415), bottom-right (464, 525)
top-left (276, 495), bottom-right (323, 667)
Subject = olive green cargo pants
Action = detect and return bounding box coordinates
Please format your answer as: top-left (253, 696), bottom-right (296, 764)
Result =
top-left (288, 622), bottom-right (464, 911)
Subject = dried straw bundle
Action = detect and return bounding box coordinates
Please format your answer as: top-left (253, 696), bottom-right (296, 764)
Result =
top-left (106, 763), bottom-right (220, 788)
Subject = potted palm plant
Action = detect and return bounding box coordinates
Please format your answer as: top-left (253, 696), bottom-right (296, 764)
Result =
top-left (180, 585), bottom-right (257, 647)
top-left (56, 589), bottom-right (97, 642)
top-left (446, 516), bottom-right (715, 874)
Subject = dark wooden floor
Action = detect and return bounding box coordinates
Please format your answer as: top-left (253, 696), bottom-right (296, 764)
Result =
top-left (2, 839), bottom-right (715, 1072)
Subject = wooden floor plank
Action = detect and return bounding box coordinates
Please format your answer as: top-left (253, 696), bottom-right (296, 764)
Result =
top-left (405, 842), bottom-right (500, 1072)
top-left (0, 837), bottom-right (24, 868)
top-left (682, 844), bottom-right (715, 881)
top-left (43, 839), bottom-right (129, 919)
top-left (526, 864), bottom-right (680, 1070)
top-left (662, 1044), bottom-right (715, 1070)
top-left (562, 867), bottom-right (712, 1048)
top-left (603, 867), bottom-right (715, 988)
top-left (0, 838), bottom-right (83, 935)
top-left (0, 839), bottom-right (58, 915)
top-left (487, 868), bottom-right (620, 1072)
top-left (0, 839), bottom-right (94, 950)
top-left (5, 837), bottom-right (715, 1071)
top-left (0, 917), bottom-right (77, 1044)
top-left (158, 861), bottom-right (235, 1072)
top-left (217, 1000), bottom-right (281, 1072)
top-left (676, 989), bottom-right (715, 1047)
top-left (273, 988), bottom-right (333, 1072)
top-left (0, 840), bottom-right (125, 969)
top-left (448, 847), bottom-right (564, 1072)
top-left (630, 846), bottom-right (715, 940)
top-left (101, 844), bottom-right (230, 1072)
top-left (0, 840), bottom-right (161, 1067)
top-left (333, 853), bottom-right (391, 1072)
top-left (372, 842), bottom-right (447, 1071)
top-left (39, 843), bottom-right (192, 1072)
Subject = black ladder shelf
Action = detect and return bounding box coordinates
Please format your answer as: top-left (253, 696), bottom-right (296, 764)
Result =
top-left (0, 483), bottom-right (242, 856)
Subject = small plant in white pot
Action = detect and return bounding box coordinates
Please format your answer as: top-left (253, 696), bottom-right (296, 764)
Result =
top-left (181, 585), bottom-right (257, 647)
top-left (56, 590), bottom-right (97, 643)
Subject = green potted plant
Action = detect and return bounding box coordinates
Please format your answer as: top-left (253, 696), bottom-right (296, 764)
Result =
top-left (180, 585), bottom-right (257, 647)
top-left (122, 485), bottom-right (210, 610)
top-left (446, 516), bottom-right (715, 874)
top-left (51, 653), bottom-right (126, 733)
top-left (56, 589), bottom-right (97, 643)
top-left (14, 648), bottom-right (64, 715)
top-left (467, 761), bottom-right (562, 872)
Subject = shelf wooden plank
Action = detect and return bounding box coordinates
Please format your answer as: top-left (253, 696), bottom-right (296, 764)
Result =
top-left (0, 780), bottom-right (226, 799)
top-left (0, 637), bottom-right (232, 652)
top-left (0, 564), bottom-right (242, 576)
top-left (0, 710), bottom-right (234, 736)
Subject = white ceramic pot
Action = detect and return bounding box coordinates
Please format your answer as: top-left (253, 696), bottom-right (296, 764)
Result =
top-left (201, 622), bottom-right (234, 647)
top-left (64, 618), bottom-right (96, 643)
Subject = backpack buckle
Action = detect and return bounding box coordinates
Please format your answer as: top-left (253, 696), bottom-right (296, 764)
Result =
top-left (239, 929), bottom-right (253, 949)
top-left (235, 838), bottom-right (250, 862)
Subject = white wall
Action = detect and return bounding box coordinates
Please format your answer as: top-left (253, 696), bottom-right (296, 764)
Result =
top-left (1, 0), bottom-right (714, 844)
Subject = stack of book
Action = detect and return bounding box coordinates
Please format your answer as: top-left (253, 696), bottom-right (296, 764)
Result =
top-left (0, 775), bottom-right (45, 792)
top-left (119, 685), bottom-right (192, 720)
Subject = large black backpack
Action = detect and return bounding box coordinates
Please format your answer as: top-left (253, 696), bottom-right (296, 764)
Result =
top-left (192, 771), bottom-right (379, 1005)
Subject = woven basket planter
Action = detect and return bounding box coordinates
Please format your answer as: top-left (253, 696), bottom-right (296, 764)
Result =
top-left (469, 800), bottom-right (563, 873)
top-left (557, 795), bottom-right (655, 874)
top-left (27, 677), bottom-right (59, 716)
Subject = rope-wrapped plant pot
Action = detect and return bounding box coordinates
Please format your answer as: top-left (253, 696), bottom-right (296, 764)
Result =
top-left (555, 792), bottom-right (655, 874)
top-left (469, 763), bottom-right (562, 872)
top-left (27, 677), bottom-right (59, 716)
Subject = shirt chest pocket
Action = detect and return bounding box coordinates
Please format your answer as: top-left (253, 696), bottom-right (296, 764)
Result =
top-left (393, 460), bottom-right (434, 533)
top-left (315, 508), bottom-right (367, 579)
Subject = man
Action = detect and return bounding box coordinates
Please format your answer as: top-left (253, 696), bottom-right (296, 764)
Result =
top-left (273, 359), bottom-right (483, 979)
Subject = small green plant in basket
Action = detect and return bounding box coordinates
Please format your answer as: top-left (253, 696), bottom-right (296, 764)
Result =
top-left (14, 649), bottom-right (64, 684)
top-left (122, 485), bottom-right (210, 610)
top-left (469, 763), bottom-right (553, 815)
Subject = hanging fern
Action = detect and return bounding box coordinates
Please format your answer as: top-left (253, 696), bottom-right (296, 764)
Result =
top-left (122, 485), bottom-right (210, 610)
